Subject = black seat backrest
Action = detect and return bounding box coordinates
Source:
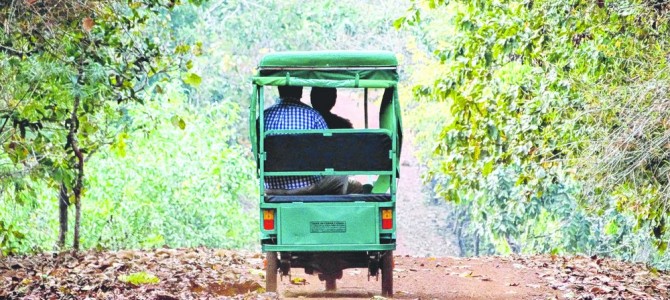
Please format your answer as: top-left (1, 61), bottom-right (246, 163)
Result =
top-left (263, 132), bottom-right (392, 172)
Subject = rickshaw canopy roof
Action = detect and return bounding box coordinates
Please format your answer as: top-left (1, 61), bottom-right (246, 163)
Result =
top-left (258, 50), bottom-right (398, 68)
top-left (254, 51), bottom-right (399, 88)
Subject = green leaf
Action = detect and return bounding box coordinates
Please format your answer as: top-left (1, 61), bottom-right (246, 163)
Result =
top-left (175, 44), bottom-right (190, 55)
top-left (170, 115), bottom-right (186, 130)
top-left (393, 17), bottom-right (406, 29)
top-left (112, 132), bottom-right (128, 157)
top-left (118, 272), bottom-right (160, 285)
top-left (605, 220), bottom-right (619, 235)
top-left (482, 160), bottom-right (494, 176)
top-left (183, 73), bottom-right (202, 87)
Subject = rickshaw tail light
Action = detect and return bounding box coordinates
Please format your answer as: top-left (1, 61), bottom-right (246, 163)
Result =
top-left (263, 209), bottom-right (275, 230)
top-left (381, 209), bottom-right (393, 230)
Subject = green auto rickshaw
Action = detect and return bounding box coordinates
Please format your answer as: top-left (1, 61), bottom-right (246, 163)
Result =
top-left (250, 50), bottom-right (402, 296)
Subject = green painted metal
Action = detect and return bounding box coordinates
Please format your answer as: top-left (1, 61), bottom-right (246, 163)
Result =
top-left (259, 202), bottom-right (396, 252)
top-left (255, 51), bottom-right (399, 88)
top-left (249, 85), bottom-right (259, 161)
top-left (258, 86), bottom-right (266, 196)
top-left (372, 88), bottom-right (402, 193)
top-left (258, 50), bottom-right (397, 68)
top-left (251, 77), bottom-right (396, 88)
top-left (279, 204), bottom-right (377, 245)
top-left (260, 201), bottom-right (395, 209)
top-left (265, 171), bottom-right (394, 176)
top-left (262, 244), bottom-right (396, 252)
top-left (264, 128), bottom-right (391, 135)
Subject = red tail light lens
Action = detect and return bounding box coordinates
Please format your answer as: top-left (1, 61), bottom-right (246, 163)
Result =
top-left (263, 209), bottom-right (275, 230)
top-left (381, 209), bottom-right (393, 229)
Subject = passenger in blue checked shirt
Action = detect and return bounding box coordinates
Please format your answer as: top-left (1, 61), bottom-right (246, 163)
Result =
top-left (263, 86), bottom-right (349, 195)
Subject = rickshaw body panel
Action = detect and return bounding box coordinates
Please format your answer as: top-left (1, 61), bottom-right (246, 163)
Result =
top-left (260, 201), bottom-right (396, 252)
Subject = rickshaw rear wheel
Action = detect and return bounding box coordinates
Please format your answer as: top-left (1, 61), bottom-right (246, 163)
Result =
top-left (266, 251), bottom-right (278, 293)
top-left (325, 277), bottom-right (336, 291)
top-left (381, 251), bottom-right (393, 296)
top-left (319, 273), bottom-right (338, 291)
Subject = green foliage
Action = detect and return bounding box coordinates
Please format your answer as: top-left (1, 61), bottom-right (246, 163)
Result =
top-left (119, 272), bottom-right (160, 285)
top-left (1, 0), bottom-right (408, 254)
top-left (0, 0), bottom-right (204, 250)
top-left (0, 98), bottom-right (258, 251)
top-left (401, 0), bottom-right (670, 266)
top-left (178, 0), bottom-right (407, 108)
top-left (0, 221), bottom-right (27, 256)
top-left (82, 98), bottom-right (257, 250)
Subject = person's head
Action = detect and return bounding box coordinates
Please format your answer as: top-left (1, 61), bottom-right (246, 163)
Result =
top-left (310, 87), bottom-right (337, 112)
top-left (278, 86), bottom-right (303, 101)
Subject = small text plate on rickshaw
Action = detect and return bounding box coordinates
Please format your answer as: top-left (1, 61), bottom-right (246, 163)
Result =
top-left (310, 221), bottom-right (347, 233)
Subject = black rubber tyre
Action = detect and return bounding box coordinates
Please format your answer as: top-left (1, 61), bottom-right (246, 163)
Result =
top-left (325, 276), bottom-right (337, 291)
top-left (266, 252), bottom-right (278, 293)
top-left (381, 251), bottom-right (393, 296)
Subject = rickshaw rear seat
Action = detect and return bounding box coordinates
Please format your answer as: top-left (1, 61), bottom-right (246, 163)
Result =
top-left (263, 132), bottom-right (392, 172)
top-left (264, 193), bottom-right (391, 203)
top-left (263, 132), bottom-right (393, 203)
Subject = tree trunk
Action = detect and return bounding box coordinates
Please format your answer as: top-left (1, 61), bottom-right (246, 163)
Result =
top-left (73, 190), bottom-right (81, 250)
top-left (69, 62), bottom-right (85, 251)
top-left (58, 182), bottom-right (69, 248)
top-left (69, 100), bottom-right (84, 251)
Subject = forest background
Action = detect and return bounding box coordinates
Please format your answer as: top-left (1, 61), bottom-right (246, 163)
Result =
top-left (2, 0), bottom-right (670, 269)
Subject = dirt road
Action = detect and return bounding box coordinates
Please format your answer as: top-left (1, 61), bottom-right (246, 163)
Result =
top-left (4, 248), bottom-right (669, 299)
top-left (268, 255), bottom-right (557, 299)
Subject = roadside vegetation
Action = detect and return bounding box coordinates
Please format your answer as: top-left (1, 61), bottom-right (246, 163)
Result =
top-left (2, 0), bottom-right (670, 271)
top-left (0, 0), bottom-right (407, 254)
top-left (399, 0), bottom-right (670, 268)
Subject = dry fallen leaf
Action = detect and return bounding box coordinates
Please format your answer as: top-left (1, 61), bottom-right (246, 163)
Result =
top-left (82, 17), bottom-right (94, 32)
top-left (589, 286), bottom-right (612, 294)
top-left (290, 277), bottom-right (307, 285)
top-left (459, 271), bottom-right (473, 277)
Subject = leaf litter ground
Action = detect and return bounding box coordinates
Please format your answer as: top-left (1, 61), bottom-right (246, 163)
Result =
top-left (2, 248), bottom-right (670, 299)
top-left (0, 248), bottom-right (275, 299)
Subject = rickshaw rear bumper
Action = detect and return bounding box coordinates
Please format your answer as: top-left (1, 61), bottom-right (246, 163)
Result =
top-left (262, 243), bottom-right (396, 252)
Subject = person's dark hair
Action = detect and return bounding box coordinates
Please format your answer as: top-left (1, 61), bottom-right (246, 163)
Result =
top-left (278, 86), bottom-right (302, 100)
top-left (310, 87), bottom-right (337, 112)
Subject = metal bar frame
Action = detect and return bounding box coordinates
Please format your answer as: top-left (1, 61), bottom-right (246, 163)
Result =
top-left (256, 84), bottom-right (399, 252)
top-left (364, 88), bottom-right (368, 129)
top-left (259, 66), bottom-right (397, 71)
